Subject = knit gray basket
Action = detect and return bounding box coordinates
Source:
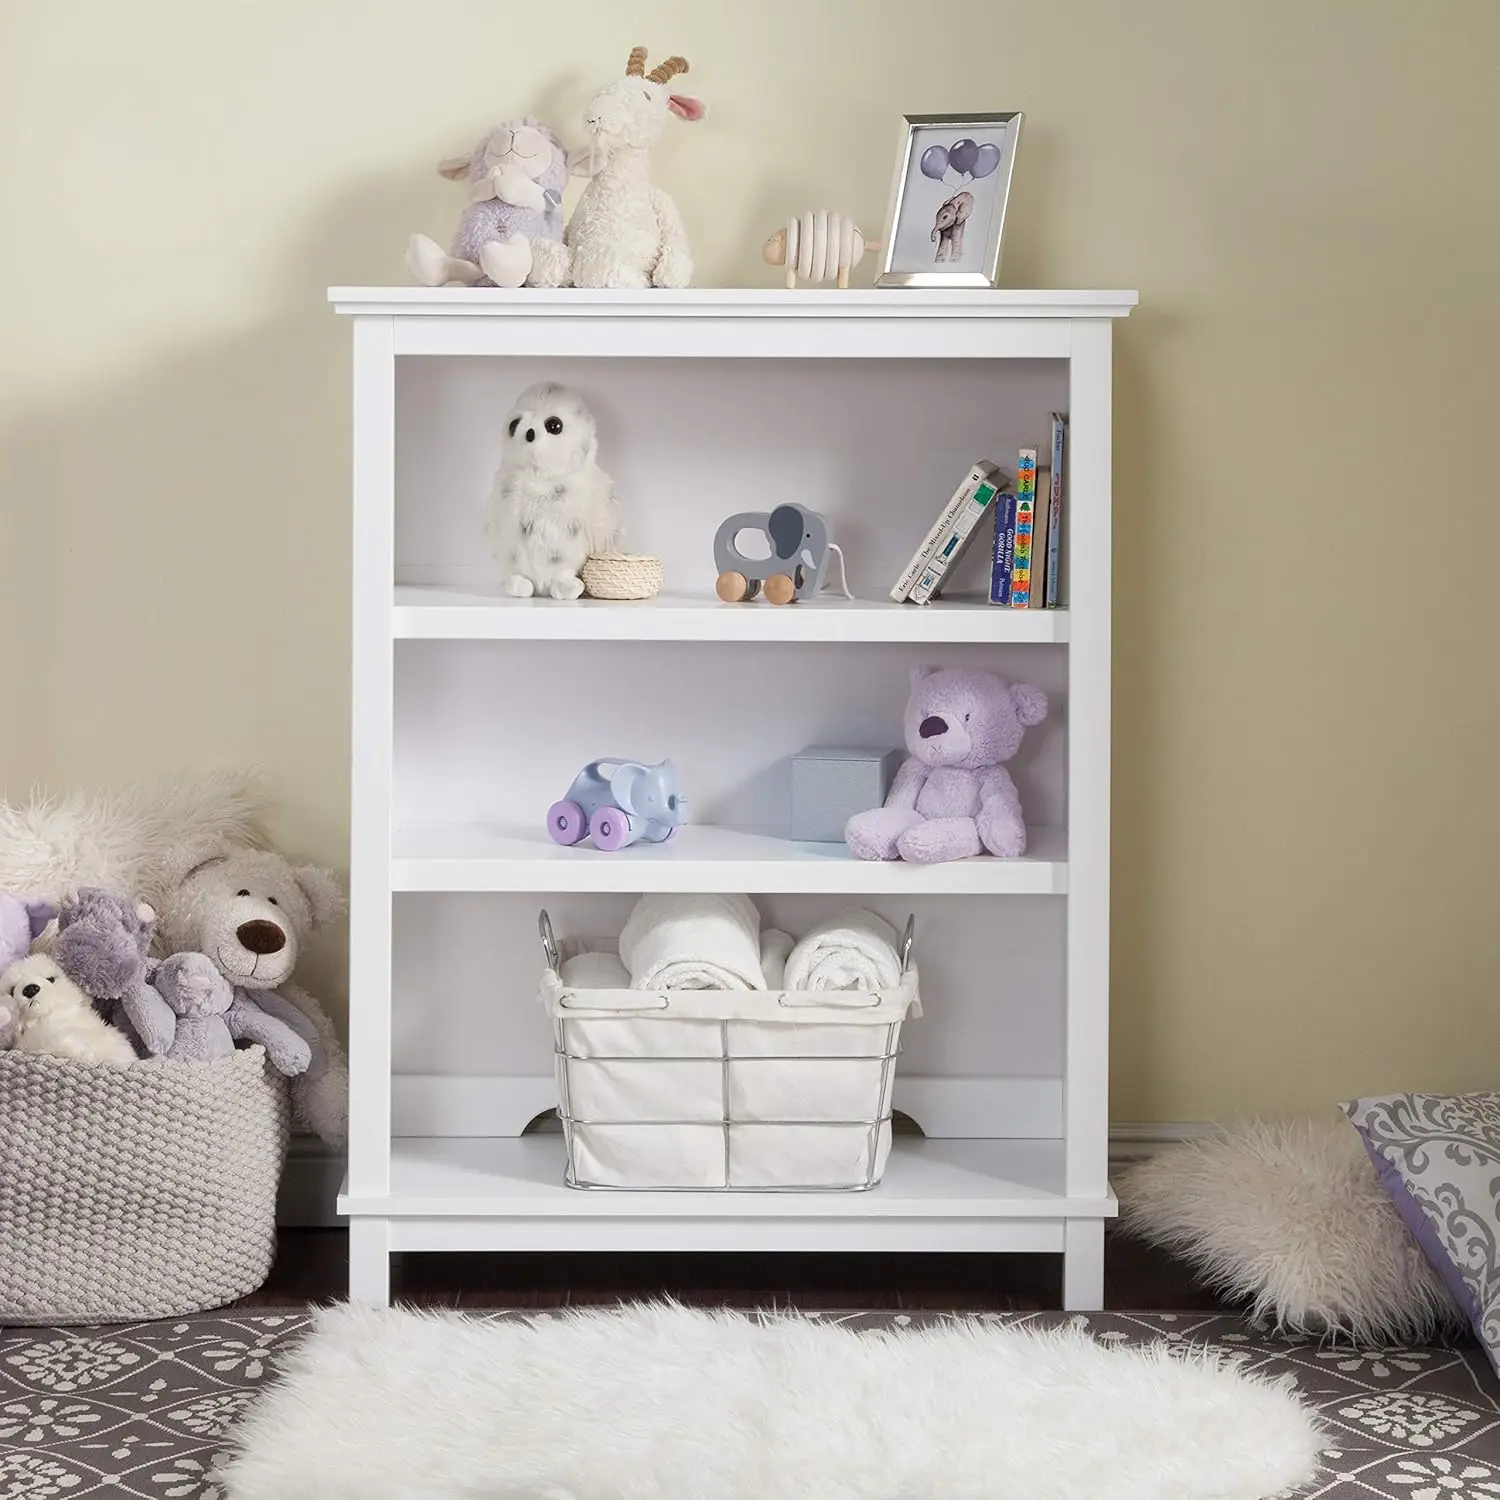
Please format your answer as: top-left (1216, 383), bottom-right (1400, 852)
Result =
top-left (0, 1046), bottom-right (289, 1323)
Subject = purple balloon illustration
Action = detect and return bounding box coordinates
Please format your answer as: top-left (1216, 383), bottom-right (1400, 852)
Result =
top-left (919, 144), bottom-right (950, 180)
top-left (971, 142), bottom-right (1002, 179)
top-left (948, 138), bottom-right (979, 177)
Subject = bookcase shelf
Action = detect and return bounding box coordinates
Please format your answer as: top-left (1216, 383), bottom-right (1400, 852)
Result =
top-left (334, 286), bottom-right (1133, 1312)
top-left (391, 823), bottom-right (1069, 895)
top-left (392, 586), bottom-right (1071, 644)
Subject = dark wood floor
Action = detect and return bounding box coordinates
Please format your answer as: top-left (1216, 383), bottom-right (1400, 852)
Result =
top-left (243, 1228), bottom-right (1231, 1313)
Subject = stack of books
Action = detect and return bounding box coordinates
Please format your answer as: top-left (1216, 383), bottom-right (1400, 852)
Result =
top-left (889, 414), bottom-right (1068, 609)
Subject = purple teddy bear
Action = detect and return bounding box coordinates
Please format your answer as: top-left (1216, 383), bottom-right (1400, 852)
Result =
top-left (845, 667), bottom-right (1048, 864)
top-left (406, 118), bottom-right (570, 289)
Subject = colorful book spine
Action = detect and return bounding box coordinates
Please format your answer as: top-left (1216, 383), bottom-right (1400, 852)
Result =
top-left (1008, 449), bottom-right (1038, 608)
top-left (1045, 413), bottom-right (1066, 607)
top-left (906, 476), bottom-right (1003, 604)
top-left (988, 490), bottom-right (1018, 604)
top-left (1026, 467), bottom-right (1052, 609)
top-left (890, 461), bottom-right (999, 602)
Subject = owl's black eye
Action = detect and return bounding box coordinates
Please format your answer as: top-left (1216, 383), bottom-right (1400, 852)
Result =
top-left (237, 889), bottom-right (250, 897)
top-left (544, 416), bottom-right (563, 435)
top-left (268, 897), bottom-right (279, 907)
top-left (508, 417), bottom-right (521, 437)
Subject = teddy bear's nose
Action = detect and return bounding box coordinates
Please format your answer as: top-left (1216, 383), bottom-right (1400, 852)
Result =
top-left (918, 716), bottom-right (947, 739)
top-left (20, 983), bottom-right (40, 1000)
top-left (237, 920), bottom-right (286, 956)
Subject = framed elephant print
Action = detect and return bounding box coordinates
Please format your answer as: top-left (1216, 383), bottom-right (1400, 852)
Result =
top-left (876, 113), bottom-right (1021, 288)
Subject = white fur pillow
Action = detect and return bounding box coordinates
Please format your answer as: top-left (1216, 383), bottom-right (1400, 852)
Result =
top-left (1117, 1113), bottom-right (1464, 1344)
top-left (0, 771), bottom-right (262, 909)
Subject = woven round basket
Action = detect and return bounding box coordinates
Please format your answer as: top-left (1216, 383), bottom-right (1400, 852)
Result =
top-left (581, 553), bottom-right (664, 600)
top-left (0, 1046), bottom-right (289, 1323)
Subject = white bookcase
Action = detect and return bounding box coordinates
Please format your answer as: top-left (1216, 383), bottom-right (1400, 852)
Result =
top-left (330, 286), bottom-right (1137, 1309)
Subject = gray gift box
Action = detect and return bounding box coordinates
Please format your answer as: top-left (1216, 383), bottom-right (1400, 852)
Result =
top-left (790, 745), bottom-right (906, 844)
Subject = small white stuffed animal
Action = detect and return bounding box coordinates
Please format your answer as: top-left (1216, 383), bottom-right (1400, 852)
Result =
top-left (485, 383), bottom-right (621, 599)
top-left (1, 953), bottom-right (137, 1067)
top-left (566, 47), bottom-right (705, 289)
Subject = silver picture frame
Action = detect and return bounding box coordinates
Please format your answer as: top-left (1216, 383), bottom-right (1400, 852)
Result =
top-left (875, 112), bottom-right (1022, 289)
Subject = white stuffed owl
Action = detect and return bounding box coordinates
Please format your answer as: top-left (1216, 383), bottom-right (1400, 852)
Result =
top-left (485, 383), bottom-right (621, 599)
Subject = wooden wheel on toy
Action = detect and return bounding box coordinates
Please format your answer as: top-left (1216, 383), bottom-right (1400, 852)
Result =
top-left (716, 570), bottom-right (758, 603)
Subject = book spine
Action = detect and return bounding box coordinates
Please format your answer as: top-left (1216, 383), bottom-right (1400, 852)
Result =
top-left (988, 491), bottom-right (1018, 604)
top-left (1009, 449), bottom-right (1038, 608)
top-left (890, 463), bottom-right (990, 601)
top-left (1027, 467), bottom-right (1051, 609)
top-left (1045, 413), bottom-right (1065, 608)
top-left (906, 479), bottom-right (1000, 604)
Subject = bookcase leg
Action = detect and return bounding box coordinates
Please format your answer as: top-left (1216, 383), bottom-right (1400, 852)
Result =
top-left (1062, 1219), bottom-right (1105, 1311)
top-left (348, 1217), bottom-right (393, 1306)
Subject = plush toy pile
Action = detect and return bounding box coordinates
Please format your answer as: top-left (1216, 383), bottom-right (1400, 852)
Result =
top-left (406, 46), bottom-right (706, 291)
top-left (0, 777), bottom-right (349, 1147)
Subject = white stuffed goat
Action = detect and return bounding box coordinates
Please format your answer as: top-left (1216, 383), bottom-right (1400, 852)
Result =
top-left (566, 47), bottom-right (705, 289)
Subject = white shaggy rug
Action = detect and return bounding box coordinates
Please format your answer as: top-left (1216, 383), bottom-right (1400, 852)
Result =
top-left (220, 1303), bottom-right (1321, 1500)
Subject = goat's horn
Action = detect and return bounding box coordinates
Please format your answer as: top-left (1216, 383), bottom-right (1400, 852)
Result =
top-left (625, 46), bottom-right (647, 77)
top-left (646, 55), bottom-right (689, 85)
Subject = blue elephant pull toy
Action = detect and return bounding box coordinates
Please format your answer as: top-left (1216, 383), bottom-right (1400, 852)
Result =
top-left (713, 503), bottom-right (849, 605)
top-left (546, 758), bottom-right (687, 851)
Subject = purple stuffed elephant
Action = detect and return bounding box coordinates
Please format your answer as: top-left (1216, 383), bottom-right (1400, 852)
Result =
top-left (845, 667), bottom-right (1048, 864)
top-left (406, 118), bottom-right (570, 289)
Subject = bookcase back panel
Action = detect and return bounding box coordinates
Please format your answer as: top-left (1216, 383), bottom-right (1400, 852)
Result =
top-left (393, 357), bottom-right (1069, 600)
top-left (391, 891), bottom-right (1065, 1102)
top-left (393, 640), bottom-right (1067, 832)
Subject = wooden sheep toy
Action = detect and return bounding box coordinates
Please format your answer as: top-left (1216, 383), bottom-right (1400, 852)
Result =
top-left (762, 211), bottom-right (880, 289)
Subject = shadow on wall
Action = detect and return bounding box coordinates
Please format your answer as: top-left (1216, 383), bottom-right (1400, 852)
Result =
top-left (2, 177), bottom-right (436, 1026)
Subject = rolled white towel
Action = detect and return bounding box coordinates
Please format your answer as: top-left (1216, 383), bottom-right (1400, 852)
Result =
top-left (784, 908), bottom-right (901, 992)
top-left (620, 893), bottom-right (765, 991)
top-left (560, 951), bottom-right (631, 989)
top-left (760, 928), bottom-right (794, 989)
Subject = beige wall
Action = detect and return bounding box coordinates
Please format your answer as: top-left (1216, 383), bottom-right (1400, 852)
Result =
top-left (3, 0), bottom-right (1496, 1122)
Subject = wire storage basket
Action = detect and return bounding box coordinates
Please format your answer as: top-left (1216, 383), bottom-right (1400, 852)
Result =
top-left (537, 910), bottom-right (920, 1191)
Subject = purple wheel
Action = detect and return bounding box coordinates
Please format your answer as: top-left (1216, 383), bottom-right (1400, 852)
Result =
top-left (589, 806), bottom-right (636, 851)
top-left (546, 799), bottom-right (587, 846)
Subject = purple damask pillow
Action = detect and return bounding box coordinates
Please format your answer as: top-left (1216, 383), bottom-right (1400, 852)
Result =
top-left (1343, 1092), bottom-right (1500, 1375)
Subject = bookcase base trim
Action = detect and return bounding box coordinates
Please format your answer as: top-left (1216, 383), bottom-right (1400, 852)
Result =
top-left (360, 1214), bottom-right (1081, 1256)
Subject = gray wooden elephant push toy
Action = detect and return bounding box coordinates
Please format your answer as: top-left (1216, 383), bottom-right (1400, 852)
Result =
top-left (714, 503), bottom-right (834, 605)
top-left (546, 758), bottom-right (687, 851)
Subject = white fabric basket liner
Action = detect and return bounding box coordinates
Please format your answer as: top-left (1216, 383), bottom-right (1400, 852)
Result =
top-left (539, 932), bottom-right (920, 1192)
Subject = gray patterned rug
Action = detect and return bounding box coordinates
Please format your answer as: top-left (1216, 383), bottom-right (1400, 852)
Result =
top-left (0, 1309), bottom-right (1495, 1498)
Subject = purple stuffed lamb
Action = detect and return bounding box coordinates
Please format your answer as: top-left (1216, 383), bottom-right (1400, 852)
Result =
top-left (406, 118), bottom-right (569, 289)
top-left (845, 667), bottom-right (1048, 864)
top-left (0, 893), bottom-right (55, 975)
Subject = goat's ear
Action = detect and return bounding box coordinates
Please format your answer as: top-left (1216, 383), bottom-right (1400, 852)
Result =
top-left (668, 94), bottom-right (706, 122)
top-left (437, 155), bottom-right (471, 180)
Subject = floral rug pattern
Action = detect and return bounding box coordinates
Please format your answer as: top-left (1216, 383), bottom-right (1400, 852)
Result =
top-left (0, 1310), bottom-right (1496, 1497)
